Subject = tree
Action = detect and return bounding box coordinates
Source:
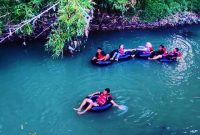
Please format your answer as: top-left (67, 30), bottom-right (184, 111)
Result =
top-left (141, 0), bottom-right (170, 22)
top-left (0, 0), bottom-right (92, 57)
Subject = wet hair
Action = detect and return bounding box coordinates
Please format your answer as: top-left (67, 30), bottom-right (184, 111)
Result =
top-left (97, 47), bottom-right (102, 50)
top-left (175, 48), bottom-right (179, 52)
top-left (105, 88), bottom-right (110, 93)
top-left (160, 45), bottom-right (165, 48)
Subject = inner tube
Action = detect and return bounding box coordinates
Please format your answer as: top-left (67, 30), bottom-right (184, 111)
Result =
top-left (134, 50), bottom-right (151, 58)
top-left (85, 95), bottom-right (113, 112)
top-left (91, 59), bottom-right (112, 66)
top-left (134, 46), bottom-right (151, 58)
top-left (159, 57), bottom-right (177, 63)
top-left (91, 49), bottom-right (133, 66)
top-left (110, 49), bottom-right (133, 61)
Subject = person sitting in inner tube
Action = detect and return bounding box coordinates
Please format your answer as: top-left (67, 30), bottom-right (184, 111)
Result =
top-left (166, 48), bottom-right (182, 59)
top-left (148, 44), bottom-right (167, 60)
top-left (92, 47), bottom-right (110, 61)
top-left (74, 88), bottom-right (122, 115)
top-left (139, 42), bottom-right (154, 52)
top-left (132, 42), bottom-right (154, 58)
top-left (110, 44), bottom-right (133, 61)
top-left (149, 48), bottom-right (181, 60)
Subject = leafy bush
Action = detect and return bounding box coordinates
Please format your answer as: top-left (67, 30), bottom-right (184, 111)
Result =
top-left (187, 0), bottom-right (200, 11)
top-left (141, 0), bottom-right (170, 22)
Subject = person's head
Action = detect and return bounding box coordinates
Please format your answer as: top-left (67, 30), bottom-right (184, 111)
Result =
top-left (119, 44), bottom-right (124, 49)
top-left (103, 88), bottom-right (110, 94)
top-left (159, 44), bottom-right (165, 50)
top-left (145, 42), bottom-right (152, 48)
top-left (97, 47), bottom-right (102, 53)
top-left (173, 48), bottom-right (179, 52)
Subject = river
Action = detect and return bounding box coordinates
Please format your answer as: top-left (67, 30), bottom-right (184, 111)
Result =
top-left (0, 25), bottom-right (200, 135)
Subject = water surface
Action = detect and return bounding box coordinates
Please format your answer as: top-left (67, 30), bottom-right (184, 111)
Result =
top-left (0, 25), bottom-right (200, 135)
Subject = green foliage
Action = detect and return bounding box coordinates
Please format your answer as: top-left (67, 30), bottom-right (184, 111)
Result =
top-left (0, 0), bottom-right (50, 35)
top-left (140, 0), bottom-right (200, 22)
top-left (167, 1), bottom-right (181, 13)
top-left (0, 0), bottom-right (92, 57)
top-left (99, 0), bottom-right (136, 15)
top-left (107, 0), bottom-right (130, 15)
top-left (46, 0), bottom-right (92, 57)
top-left (141, 0), bottom-right (170, 22)
top-left (0, 0), bottom-right (200, 57)
top-left (187, 0), bottom-right (200, 11)
top-left (19, 24), bottom-right (34, 36)
top-left (0, 21), bottom-right (3, 35)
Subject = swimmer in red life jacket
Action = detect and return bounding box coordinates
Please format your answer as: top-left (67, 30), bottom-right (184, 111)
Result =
top-left (74, 88), bottom-right (122, 115)
top-left (149, 47), bottom-right (181, 60)
top-left (110, 44), bottom-right (134, 61)
top-left (92, 47), bottom-right (110, 61)
top-left (166, 48), bottom-right (182, 59)
top-left (148, 44), bottom-right (167, 60)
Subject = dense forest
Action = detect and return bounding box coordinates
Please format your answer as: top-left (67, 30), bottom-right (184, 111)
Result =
top-left (0, 0), bottom-right (200, 57)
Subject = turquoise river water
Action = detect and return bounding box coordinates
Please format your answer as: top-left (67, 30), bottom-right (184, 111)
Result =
top-left (0, 25), bottom-right (200, 135)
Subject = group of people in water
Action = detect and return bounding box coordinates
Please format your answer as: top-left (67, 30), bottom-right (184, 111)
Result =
top-left (74, 43), bottom-right (182, 115)
top-left (92, 42), bottom-right (182, 62)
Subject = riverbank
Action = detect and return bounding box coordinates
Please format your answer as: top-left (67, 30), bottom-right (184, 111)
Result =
top-left (0, 11), bottom-right (200, 45)
top-left (90, 11), bottom-right (200, 31)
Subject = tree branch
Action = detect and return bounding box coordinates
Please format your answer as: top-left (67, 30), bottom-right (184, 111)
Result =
top-left (0, 2), bottom-right (59, 44)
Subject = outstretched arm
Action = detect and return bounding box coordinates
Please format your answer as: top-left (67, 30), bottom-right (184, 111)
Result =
top-left (125, 49), bottom-right (136, 52)
top-left (88, 91), bottom-right (100, 97)
top-left (110, 100), bottom-right (120, 108)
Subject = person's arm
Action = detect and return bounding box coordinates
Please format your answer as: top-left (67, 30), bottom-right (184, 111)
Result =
top-left (102, 51), bottom-right (106, 56)
top-left (110, 100), bottom-right (120, 108)
top-left (95, 53), bottom-right (99, 58)
top-left (168, 52), bottom-right (178, 58)
top-left (171, 53), bottom-right (178, 59)
top-left (88, 91), bottom-right (100, 97)
top-left (125, 48), bottom-right (136, 52)
top-left (92, 56), bottom-right (97, 60)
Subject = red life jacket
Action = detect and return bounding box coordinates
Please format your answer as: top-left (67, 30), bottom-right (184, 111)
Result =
top-left (162, 48), bottom-right (167, 56)
top-left (177, 52), bottom-right (182, 57)
top-left (168, 51), bottom-right (182, 57)
top-left (97, 53), bottom-right (104, 59)
top-left (96, 93), bottom-right (111, 106)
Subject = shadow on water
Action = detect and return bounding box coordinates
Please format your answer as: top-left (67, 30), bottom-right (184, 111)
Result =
top-left (0, 40), bottom-right (49, 70)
